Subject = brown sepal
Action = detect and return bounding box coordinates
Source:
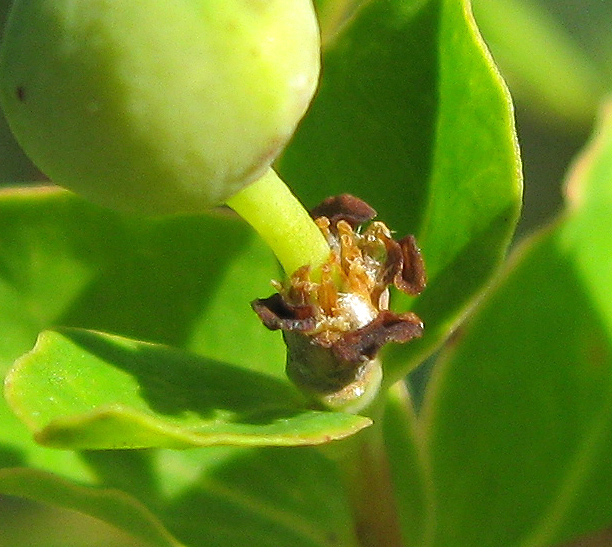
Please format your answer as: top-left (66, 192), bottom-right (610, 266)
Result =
top-left (332, 310), bottom-right (424, 365)
top-left (379, 238), bottom-right (404, 288)
top-left (395, 235), bottom-right (427, 295)
top-left (378, 234), bottom-right (426, 296)
top-left (251, 294), bottom-right (316, 332)
top-left (310, 194), bottom-right (377, 228)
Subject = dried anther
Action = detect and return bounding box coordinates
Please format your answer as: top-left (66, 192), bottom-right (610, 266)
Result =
top-left (252, 194), bottom-right (426, 412)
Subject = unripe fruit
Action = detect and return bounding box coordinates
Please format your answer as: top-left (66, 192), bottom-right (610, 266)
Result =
top-left (0, 0), bottom-right (320, 215)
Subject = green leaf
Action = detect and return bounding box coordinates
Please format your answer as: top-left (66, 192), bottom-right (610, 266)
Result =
top-left (419, 102), bottom-right (612, 545)
top-left (150, 447), bottom-right (362, 547)
top-left (0, 187), bottom-right (284, 376)
top-left (281, 0), bottom-right (522, 382)
top-left (0, 467), bottom-right (182, 547)
top-left (0, 187), bottom-right (291, 477)
top-left (0, 446), bottom-right (362, 547)
top-left (2, 446), bottom-right (362, 547)
top-left (6, 329), bottom-right (371, 450)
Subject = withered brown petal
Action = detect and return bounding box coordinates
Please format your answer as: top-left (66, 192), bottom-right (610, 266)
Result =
top-left (332, 310), bottom-right (424, 364)
top-left (394, 235), bottom-right (427, 295)
top-left (379, 238), bottom-right (403, 287)
top-left (251, 294), bottom-right (316, 332)
top-left (310, 194), bottom-right (377, 228)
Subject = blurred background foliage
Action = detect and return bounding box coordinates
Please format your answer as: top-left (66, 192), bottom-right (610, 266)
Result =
top-left (472, 0), bottom-right (612, 235)
top-left (1, 0), bottom-right (612, 545)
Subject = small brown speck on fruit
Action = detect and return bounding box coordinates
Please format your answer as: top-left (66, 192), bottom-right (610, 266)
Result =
top-left (16, 86), bottom-right (26, 102)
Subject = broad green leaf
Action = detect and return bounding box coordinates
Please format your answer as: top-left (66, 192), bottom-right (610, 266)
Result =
top-left (0, 186), bottom-right (283, 376)
top-left (0, 446), bottom-right (362, 547)
top-left (6, 328), bottom-right (371, 450)
top-left (280, 0), bottom-right (522, 382)
top-left (0, 467), bottom-right (181, 547)
top-left (148, 447), bottom-right (361, 547)
top-left (0, 186), bottom-right (289, 476)
top-left (282, 0), bottom-right (439, 230)
top-left (419, 102), bottom-right (612, 545)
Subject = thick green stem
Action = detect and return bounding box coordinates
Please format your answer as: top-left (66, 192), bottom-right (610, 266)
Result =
top-left (322, 397), bottom-right (404, 547)
top-left (226, 168), bottom-right (330, 276)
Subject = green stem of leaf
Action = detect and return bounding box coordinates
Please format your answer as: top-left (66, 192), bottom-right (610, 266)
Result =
top-left (226, 168), bottom-right (330, 276)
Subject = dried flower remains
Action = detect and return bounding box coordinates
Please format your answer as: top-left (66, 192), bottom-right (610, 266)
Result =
top-left (252, 194), bottom-right (426, 410)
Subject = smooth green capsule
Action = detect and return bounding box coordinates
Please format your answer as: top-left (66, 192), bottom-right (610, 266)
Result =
top-left (0, 0), bottom-right (320, 214)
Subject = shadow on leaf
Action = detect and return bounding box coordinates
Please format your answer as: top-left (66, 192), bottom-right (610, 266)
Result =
top-left (60, 328), bottom-right (304, 421)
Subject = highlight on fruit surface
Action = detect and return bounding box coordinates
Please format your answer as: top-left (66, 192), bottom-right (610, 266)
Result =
top-left (0, 0), bottom-right (320, 215)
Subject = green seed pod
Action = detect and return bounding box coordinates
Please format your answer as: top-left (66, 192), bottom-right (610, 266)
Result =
top-left (0, 0), bottom-right (320, 215)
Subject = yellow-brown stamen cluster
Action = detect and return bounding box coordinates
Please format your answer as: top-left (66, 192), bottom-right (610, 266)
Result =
top-left (278, 217), bottom-right (399, 347)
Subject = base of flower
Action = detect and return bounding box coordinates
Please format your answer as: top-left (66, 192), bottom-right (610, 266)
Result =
top-left (284, 331), bottom-right (383, 413)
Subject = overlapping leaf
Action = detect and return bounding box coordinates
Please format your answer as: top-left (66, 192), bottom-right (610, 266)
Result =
top-left (411, 102), bottom-right (612, 545)
top-left (0, 187), bottom-right (284, 375)
top-left (281, 0), bottom-right (522, 382)
top-left (152, 446), bottom-right (361, 547)
top-left (0, 446), bottom-right (362, 547)
top-left (0, 467), bottom-right (181, 547)
top-left (6, 328), bottom-right (370, 450)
